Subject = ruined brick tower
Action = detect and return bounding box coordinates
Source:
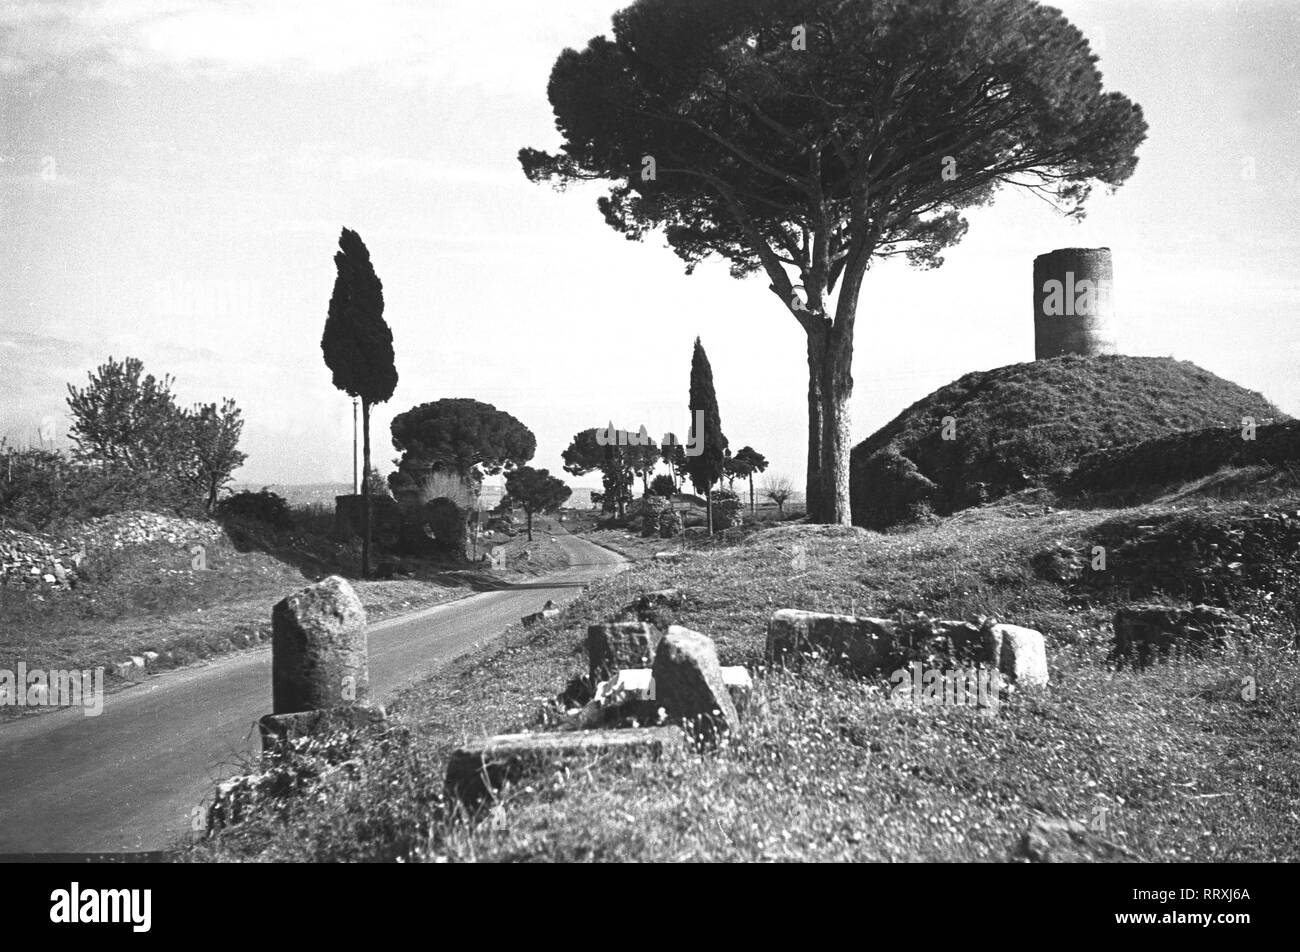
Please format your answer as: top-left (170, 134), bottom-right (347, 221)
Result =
top-left (1033, 247), bottom-right (1118, 359)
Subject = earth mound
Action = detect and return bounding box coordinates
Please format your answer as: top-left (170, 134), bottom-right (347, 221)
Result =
top-left (850, 355), bottom-right (1285, 528)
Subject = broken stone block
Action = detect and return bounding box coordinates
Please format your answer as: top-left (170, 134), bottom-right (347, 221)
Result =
top-left (990, 624), bottom-right (1049, 688)
top-left (720, 666), bottom-right (753, 714)
top-left (257, 704), bottom-right (388, 753)
top-left (569, 669), bottom-right (661, 730)
top-left (929, 620), bottom-right (992, 663)
top-left (1015, 817), bottom-right (1141, 863)
top-left (271, 575), bottom-right (370, 714)
top-left (522, 608), bottom-right (561, 627)
top-left (114, 659), bottom-right (143, 680)
top-left (651, 626), bottom-right (739, 738)
top-left (634, 589), bottom-right (683, 611)
top-left (586, 622), bottom-right (658, 683)
top-left (445, 726), bottom-right (689, 805)
top-left (765, 609), bottom-right (895, 672)
top-left (603, 665), bottom-right (753, 715)
top-left (1110, 604), bottom-right (1247, 670)
top-left (621, 589), bottom-right (683, 629)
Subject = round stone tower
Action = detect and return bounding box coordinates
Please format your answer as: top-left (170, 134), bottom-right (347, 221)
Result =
top-left (1033, 247), bottom-right (1117, 359)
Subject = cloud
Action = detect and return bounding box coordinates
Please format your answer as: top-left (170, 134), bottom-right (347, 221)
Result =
top-left (0, 0), bottom-right (611, 93)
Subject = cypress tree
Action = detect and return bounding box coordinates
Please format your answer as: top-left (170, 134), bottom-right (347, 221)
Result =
top-left (322, 228), bottom-right (398, 578)
top-left (686, 337), bottom-right (727, 533)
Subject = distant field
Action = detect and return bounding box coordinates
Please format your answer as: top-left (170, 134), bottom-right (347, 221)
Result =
top-left (229, 483), bottom-right (352, 507)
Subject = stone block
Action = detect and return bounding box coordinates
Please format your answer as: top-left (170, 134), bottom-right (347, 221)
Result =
top-left (445, 726), bottom-right (688, 805)
top-left (991, 624), bottom-right (1049, 688)
top-left (586, 622), bottom-right (658, 683)
top-left (258, 704), bottom-right (388, 753)
top-left (766, 609), bottom-right (895, 671)
top-left (1111, 604), bottom-right (1247, 670)
top-left (651, 626), bottom-right (738, 739)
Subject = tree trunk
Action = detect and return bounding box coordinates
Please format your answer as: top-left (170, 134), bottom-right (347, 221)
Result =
top-left (748, 474), bottom-right (755, 513)
top-left (804, 330), bottom-right (827, 522)
top-left (361, 398), bottom-right (372, 579)
top-left (809, 264), bottom-right (861, 527)
top-left (706, 485), bottom-right (713, 534)
top-left (526, 509), bottom-right (533, 542)
top-left (817, 369), bottom-right (853, 526)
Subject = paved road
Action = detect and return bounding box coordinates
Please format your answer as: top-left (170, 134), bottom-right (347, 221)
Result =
top-left (0, 534), bottom-right (626, 855)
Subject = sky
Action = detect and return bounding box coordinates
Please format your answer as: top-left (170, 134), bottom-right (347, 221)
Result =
top-left (1, 0), bottom-right (1298, 490)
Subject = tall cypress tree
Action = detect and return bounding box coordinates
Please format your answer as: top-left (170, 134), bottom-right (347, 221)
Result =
top-left (322, 228), bottom-right (398, 578)
top-left (686, 337), bottom-right (727, 533)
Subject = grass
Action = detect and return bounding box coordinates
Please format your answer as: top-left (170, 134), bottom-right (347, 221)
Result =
top-left (181, 476), bottom-right (1300, 862)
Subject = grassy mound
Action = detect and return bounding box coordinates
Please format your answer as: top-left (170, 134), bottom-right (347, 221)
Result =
top-left (850, 355), bottom-right (1286, 528)
top-left (1066, 420), bottom-right (1300, 501)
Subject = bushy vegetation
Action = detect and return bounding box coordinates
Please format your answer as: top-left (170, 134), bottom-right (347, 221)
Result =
top-left (0, 445), bottom-right (203, 533)
top-left (215, 489), bottom-right (294, 531)
top-left (649, 474), bottom-right (676, 497)
top-left (851, 355), bottom-right (1286, 528)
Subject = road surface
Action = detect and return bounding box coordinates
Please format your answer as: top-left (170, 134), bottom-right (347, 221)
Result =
top-left (0, 534), bottom-right (625, 856)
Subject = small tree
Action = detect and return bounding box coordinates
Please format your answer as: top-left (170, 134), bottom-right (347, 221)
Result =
top-left (762, 475), bottom-right (795, 515)
top-left (685, 338), bottom-right (727, 533)
top-left (66, 356), bottom-right (244, 512)
top-left (505, 466), bottom-right (572, 541)
top-left (721, 448), bottom-right (741, 491)
top-left (563, 428), bottom-right (633, 519)
top-left (660, 435), bottom-right (689, 491)
top-left (191, 399), bottom-right (247, 510)
top-left (627, 438), bottom-right (660, 495)
top-left (365, 469), bottom-right (392, 498)
top-left (649, 473), bottom-right (676, 497)
top-left (66, 356), bottom-right (182, 470)
top-left (733, 446), bottom-right (769, 513)
top-left (321, 228), bottom-right (399, 579)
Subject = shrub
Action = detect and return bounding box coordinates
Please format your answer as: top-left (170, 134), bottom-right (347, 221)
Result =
top-left (0, 446), bottom-right (200, 533)
top-left (649, 475), bottom-right (676, 497)
top-left (216, 490), bottom-right (293, 531)
top-left (712, 488), bottom-right (743, 530)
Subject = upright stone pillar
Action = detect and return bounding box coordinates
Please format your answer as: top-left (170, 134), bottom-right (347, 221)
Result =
top-left (271, 575), bottom-right (370, 714)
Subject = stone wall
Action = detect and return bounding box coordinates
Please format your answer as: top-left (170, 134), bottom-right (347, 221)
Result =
top-left (0, 511), bottom-right (222, 591)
